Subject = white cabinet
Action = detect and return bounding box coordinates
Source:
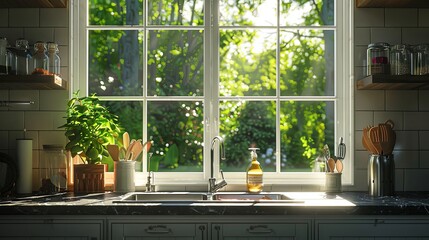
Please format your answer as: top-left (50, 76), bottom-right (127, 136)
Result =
top-left (211, 223), bottom-right (309, 240)
top-left (0, 217), bottom-right (103, 240)
top-left (317, 218), bottom-right (429, 240)
top-left (110, 221), bottom-right (208, 240)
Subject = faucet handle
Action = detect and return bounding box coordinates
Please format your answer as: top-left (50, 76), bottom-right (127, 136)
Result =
top-left (220, 169), bottom-right (225, 180)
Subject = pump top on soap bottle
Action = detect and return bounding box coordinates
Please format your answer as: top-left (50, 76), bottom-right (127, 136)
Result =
top-left (246, 148), bottom-right (263, 193)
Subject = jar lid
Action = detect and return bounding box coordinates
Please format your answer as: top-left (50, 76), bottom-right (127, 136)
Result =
top-left (368, 42), bottom-right (390, 48)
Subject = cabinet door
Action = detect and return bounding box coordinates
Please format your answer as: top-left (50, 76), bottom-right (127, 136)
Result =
top-left (317, 219), bottom-right (429, 239)
top-left (212, 223), bottom-right (308, 240)
top-left (0, 219), bottom-right (102, 240)
top-left (111, 223), bottom-right (207, 240)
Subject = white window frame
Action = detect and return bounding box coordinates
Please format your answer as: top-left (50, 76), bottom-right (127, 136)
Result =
top-left (70, 0), bottom-right (354, 188)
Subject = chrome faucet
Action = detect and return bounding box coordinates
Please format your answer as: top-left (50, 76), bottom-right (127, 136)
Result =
top-left (209, 136), bottom-right (227, 194)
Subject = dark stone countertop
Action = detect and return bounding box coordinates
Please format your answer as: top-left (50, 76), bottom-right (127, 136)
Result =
top-left (1, 191), bottom-right (429, 216)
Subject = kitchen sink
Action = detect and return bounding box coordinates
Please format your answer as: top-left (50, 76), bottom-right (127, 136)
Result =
top-left (114, 192), bottom-right (305, 204)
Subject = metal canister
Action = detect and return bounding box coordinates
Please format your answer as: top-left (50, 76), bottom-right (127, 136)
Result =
top-left (368, 154), bottom-right (395, 197)
top-left (367, 42), bottom-right (390, 75)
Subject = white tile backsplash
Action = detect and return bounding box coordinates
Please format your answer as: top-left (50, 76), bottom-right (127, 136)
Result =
top-left (370, 28), bottom-right (402, 45)
top-left (418, 9), bottom-right (429, 27)
top-left (373, 111), bottom-right (403, 130)
top-left (54, 27), bottom-right (69, 45)
top-left (395, 131), bottom-right (419, 150)
top-left (40, 8), bottom-right (68, 27)
top-left (386, 90), bottom-right (419, 111)
top-left (24, 28), bottom-right (55, 44)
top-left (0, 9), bottom-right (8, 27)
top-left (355, 90), bottom-right (385, 111)
top-left (385, 8), bottom-right (418, 27)
top-left (9, 9), bottom-right (39, 27)
top-left (354, 8), bottom-right (384, 27)
top-left (39, 90), bottom-right (68, 111)
top-left (0, 112), bottom-right (24, 131)
top-left (402, 28), bottom-right (429, 44)
top-left (404, 112), bottom-right (429, 130)
top-left (354, 28), bottom-right (371, 46)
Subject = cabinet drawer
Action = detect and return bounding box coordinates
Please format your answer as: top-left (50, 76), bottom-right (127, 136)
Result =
top-left (213, 223), bottom-right (308, 239)
top-left (112, 223), bottom-right (207, 239)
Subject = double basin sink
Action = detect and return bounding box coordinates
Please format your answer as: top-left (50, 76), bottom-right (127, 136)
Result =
top-left (114, 192), bottom-right (304, 204)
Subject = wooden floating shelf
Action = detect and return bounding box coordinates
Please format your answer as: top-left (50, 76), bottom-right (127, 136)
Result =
top-left (0, 0), bottom-right (67, 8)
top-left (356, 0), bottom-right (429, 8)
top-left (0, 75), bottom-right (67, 90)
top-left (357, 75), bottom-right (429, 90)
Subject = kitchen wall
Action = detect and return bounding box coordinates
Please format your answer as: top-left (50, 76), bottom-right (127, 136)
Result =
top-left (0, 7), bottom-right (69, 191)
top-left (352, 6), bottom-right (429, 191)
top-left (1, 4), bottom-right (429, 192)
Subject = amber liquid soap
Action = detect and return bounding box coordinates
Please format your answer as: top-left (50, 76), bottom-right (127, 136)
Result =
top-left (246, 148), bottom-right (263, 192)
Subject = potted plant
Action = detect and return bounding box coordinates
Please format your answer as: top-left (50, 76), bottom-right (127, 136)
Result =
top-left (60, 91), bottom-right (121, 193)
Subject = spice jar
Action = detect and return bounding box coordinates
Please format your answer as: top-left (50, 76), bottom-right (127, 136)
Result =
top-left (39, 145), bottom-right (68, 193)
top-left (367, 42), bottom-right (390, 75)
top-left (390, 44), bottom-right (411, 75)
top-left (47, 42), bottom-right (60, 76)
top-left (15, 39), bottom-right (31, 75)
top-left (411, 44), bottom-right (428, 75)
top-left (33, 41), bottom-right (49, 74)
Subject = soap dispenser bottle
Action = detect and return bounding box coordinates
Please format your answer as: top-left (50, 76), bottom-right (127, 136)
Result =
top-left (246, 148), bottom-right (263, 192)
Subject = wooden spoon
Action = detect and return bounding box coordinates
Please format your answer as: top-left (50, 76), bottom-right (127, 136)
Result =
top-left (369, 126), bottom-right (382, 155)
top-left (327, 158), bottom-right (336, 173)
top-left (130, 140), bottom-right (144, 161)
top-left (123, 132), bottom-right (130, 150)
top-left (107, 144), bottom-right (119, 161)
top-left (336, 160), bottom-right (343, 173)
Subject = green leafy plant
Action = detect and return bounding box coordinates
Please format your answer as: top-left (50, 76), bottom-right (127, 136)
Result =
top-left (60, 91), bottom-right (122, 164)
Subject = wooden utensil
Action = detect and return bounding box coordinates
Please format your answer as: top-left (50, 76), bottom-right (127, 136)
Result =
top-left (369, 126), bottom-right (382, 155)
top-left (363, 126), bottom-right (377, 154)
top-left (107, 144), bottom-right (120, 161)
top-left (336, 160), bottom-right (343, 173)
top-left (130, 140), bottom-right (144, 161)
top-left (327, 158), bottom-right (336, 173)
top-left (123, 132), bottom-right (130, 150)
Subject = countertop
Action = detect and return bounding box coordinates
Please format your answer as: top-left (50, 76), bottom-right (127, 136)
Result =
top-left (1, 191), bottom-right (429, 216)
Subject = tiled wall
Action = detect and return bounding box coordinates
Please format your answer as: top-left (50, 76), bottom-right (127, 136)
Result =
top-left (0, 8), bottom-right (69, 191)
top-left (352, 6), bottom-right (429, 191)
top-left (1, 5), bottom-right (429, 192)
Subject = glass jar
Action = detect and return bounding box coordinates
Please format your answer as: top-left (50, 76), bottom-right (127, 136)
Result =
top-left (39, 145), bottom-right (68, 193)
top-left (33, 41), bottom-right (49, 74)
top-left (390, 44), bottom-right (411, 75)
top-left (15, 39), bottom-right (32, 75)
top-left (47, 42), bottom-right (60, 76)
top-left (367, 42), bottom-right (390, 75)
top-left (0, 37), bottom-right (8, 75)
top-left (411, 44), bottom-right (428, 75)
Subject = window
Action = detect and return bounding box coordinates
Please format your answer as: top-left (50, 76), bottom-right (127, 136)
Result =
top-left (71, 0), bottom-right (353, 186)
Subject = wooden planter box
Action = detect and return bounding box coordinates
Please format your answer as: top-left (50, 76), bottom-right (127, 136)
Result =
top-left (73, 164), bottom-right (107, 193)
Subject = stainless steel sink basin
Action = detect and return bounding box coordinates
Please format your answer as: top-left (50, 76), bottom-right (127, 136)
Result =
top-left (114, 192), bottom-right (305, 204)
top-left (211, 192), bottom-right (304, 203)
top-left (114, 192), bottom-right (208, 203)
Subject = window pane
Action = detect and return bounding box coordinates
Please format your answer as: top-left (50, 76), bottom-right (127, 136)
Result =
top-left (220, 101), bottom-right (276, 172)
top-left (220, 0), bottom-right (277, 26)
top-left (88, 0), bottom-right (143, 25)
top-left (99, 101), bottom-right (143, 172)
top-left (148, 30), bottom-right (204, 96)
top-left (148, 101), bottom-right (204, 172)
top-left (280, 101), bottom-right (334, 172)
top-left (219, 29), bottom-right (276, 97)
top-left (280, 0), bottom-right (334, 26)
top-left (89, 30), bottom-right (143, 96)
top-left (279, 29), bottom-right (334, 96)
top-left (148, 0), bottom-right (204, 26)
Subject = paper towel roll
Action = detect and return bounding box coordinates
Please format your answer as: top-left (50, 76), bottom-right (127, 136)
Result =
top-left (16, 139), bottom-right (32, 194)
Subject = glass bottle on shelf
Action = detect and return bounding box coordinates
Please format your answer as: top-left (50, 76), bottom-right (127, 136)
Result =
top-left (47, 42), bottom-right (60, 76)
top-left (33, 41), bottom-right (49, 74)
top-left (411, 44), bottom-right (428, 75)
top-left (367, 42), bottom-right (390, 75)
top-left (15, 38), bottom-right (32, 75)
top-left (390, 44), bottom-right (411, 75)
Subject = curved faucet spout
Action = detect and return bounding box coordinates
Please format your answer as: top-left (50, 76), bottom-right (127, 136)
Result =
top-left (211, 136), bottom-right (225, 178)
top-left (209, 136), bottom-right (227, 193)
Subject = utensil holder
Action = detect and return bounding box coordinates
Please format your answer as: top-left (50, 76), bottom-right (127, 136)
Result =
top-left (368, 154), bottom-right (395, 197)
top-left (114, 160), bottom-right (136, 192)
top-left (325, 172), bottom-right (342, 193)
